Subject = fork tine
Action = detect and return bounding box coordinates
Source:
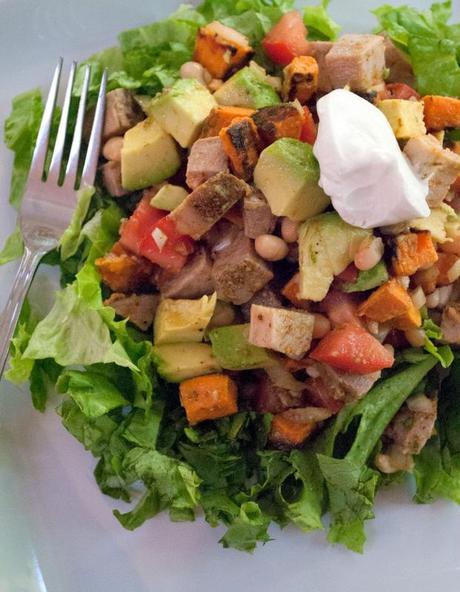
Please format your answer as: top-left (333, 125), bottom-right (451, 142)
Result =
top-left (29, 58), bottom-right (63, 181)
top-left (63, 64), bottom-right (91, 189)
top-left (80, 69), bottom-right (107, 187)
top-left (47, 61), bottom-right (77, 185)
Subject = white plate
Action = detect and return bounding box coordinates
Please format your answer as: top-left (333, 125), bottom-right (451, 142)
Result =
top-left (1, 1), bottom-right (460, 591)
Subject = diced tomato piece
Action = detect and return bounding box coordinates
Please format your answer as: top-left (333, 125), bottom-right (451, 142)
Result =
top-left (262, 11), bottom-right (309, 66)
top-left (304, 378), bottom-right (345, 414)
top-left (320, 290), bottom-right (363, 328)
top-left (379, 83), bottom-right (420, 101)
top-left (119, 197), bottom-right (194, 273)
top-left (310, 324), bottom-right (395, 374)
top-left (336, 263), bottom-right (359, 283)
top-left (300, 106), bottom-right (317, 144)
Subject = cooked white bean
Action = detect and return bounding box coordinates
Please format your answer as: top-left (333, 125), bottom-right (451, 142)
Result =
top-left (447, 259), bottom-right (460, 283)
top-left (410, 286), bottom-right (426, 310)
top-left (255, 234), bottom-right (289, 261)
top-left (208, 78), bottom-right (223, 92)
top-left (354, 236), bottom-right (384, 271)
top-left (281, 218), bottom-right (299, 243)
top-left (180, 61), bottom-right (207, 85)
top-left (397, 275), bottom-right (410, 290)
top-left (404, 327), bottom-right (426, 348)
top-left (312, 314), bottom-right (331, 339)
top-left (437, 285), bottom-right (453, 308)
top-left (102, 136), bottom-right (123, 162)
top-left (366, 320), bottom-right (379, 335)
top-left (425, 289), bottom-right (440, 309)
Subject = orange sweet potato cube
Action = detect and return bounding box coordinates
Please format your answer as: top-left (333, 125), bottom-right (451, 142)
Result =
top-left (200, 106), bottom-right (256, 138)
top-left (392, 231), bottom-right (438, 276)
top-left (179, 374), bottom-right (238, 425)
top-left (269, 414), bottom-right (315, 448)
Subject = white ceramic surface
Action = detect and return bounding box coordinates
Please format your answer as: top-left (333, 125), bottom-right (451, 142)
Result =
top-left (0, 1), bottom-right (459, 591)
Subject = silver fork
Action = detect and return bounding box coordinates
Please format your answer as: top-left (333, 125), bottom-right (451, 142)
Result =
top-left (0, 59), bottom-right (107, 376)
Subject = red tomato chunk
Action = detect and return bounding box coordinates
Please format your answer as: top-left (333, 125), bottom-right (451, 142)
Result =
top-left (263, 11), bottom-right (309, 66)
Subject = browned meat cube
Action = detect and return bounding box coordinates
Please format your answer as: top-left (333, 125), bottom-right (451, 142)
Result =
top-left (241, 285), bottom-right (282, 321)
top-left (305, 41), bottom-right (334, 93)
top-left (156, 248), bottom-right (214, 299)
top-left (186, 137), bottom-right (229, 190)
top-left (104, 293), bottom-right (159, 331)
top-left (96, 243), bottom-right (155, 293)
top-left (252, 104), bottom-right (303, 146)
top-left (211, 231), bottom-right (273, 304)
top-left (383, 36), bottom-right (415, 86)
top-left (312, 361), bottom-right (381, 403)
top-left (243, 189), bottom-right (276, 239)
top-left (441, 302), bottom-right (460, 344)
top-left (170, 172), bottom-right (249, 239)
top-left (254, 372), bottom-right (305, 414)
top-left (385, 395), bottom-right (437, 455)
top-left (404, 134), bottom-right (460, 206)
top-left (282, 57), bottom-right (319, 104)
top-left (103, 89), bottom-right (144, 141)
top-left (219, 117), bottom-right (260, 181)
top-left (101, 160), bottom-right (128, 198)
top-left (325, 34), bottom-right (386, 92)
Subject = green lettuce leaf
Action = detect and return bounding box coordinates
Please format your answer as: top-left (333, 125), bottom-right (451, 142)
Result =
top-left (0, 225), bottom-right (24, 265)
top-left (59, 185), bottom-right (95, 261)
top-left (423, 317), bottom-right (454, 369)
top-left (219, 501), bottom-right (271, 552)
top-left (374, 1), bottom-right (460, 96)
top-left (304, 0), bottom-right (341, 41)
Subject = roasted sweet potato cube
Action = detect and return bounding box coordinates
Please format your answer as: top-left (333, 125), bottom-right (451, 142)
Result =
top-left (193, 21), bottom-right (254, 79)
top-left (252, 104), bottom-right (303, 146)
top-left (282, 56), bottom-right (319, 104)
top-left (200, 106), bottom-right (256, 138)
top-left (219, 117), bottom-right (260, 181)
top-left (358, 278), bottom-right (421, 330)
top-left (392, 231), bottom-right (438, 276)
top-left (423, 95), bottom-right (460, 131)
top-left (95, 244), bottom-right (155, 293)
top-left (269, 413), bottom-right (316, 448)
top-left (179, 373), bottom-right (238, 425)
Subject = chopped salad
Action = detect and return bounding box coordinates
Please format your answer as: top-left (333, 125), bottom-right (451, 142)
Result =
top-left (2, 0), bottom-right (460, 553)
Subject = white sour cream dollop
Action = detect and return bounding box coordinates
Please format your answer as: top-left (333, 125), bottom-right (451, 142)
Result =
top-left (313, 89), bottom-right (429, 228)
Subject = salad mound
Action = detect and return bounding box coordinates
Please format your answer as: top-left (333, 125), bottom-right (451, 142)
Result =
top-left (2, 0), bottom-right (460, 553)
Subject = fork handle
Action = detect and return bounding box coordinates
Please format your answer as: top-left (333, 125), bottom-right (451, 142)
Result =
top-left (0, 246), bottom-right (45, 377)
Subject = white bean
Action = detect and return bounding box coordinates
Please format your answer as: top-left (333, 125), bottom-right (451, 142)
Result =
top-left (366, 320), bottom-right (379, 335)
top-left (437, 285), bottom-right (453, 308)
top-left (281, 218), bottom-right (299, 243)
top-left (404, 327), bottom-right (426, 348)
top-left (410, 286), bottom-right (426, 310)
top-left (180, 61), bottom-right (207, 85)
top-left (208, 78), bottom-right (223, 92)
top-left (425, 289), bottom-right (440, 309)
top-left (354, 236), bottom-right (384, 271)
top-left (255, 234), bottom-right (289, 261)
top-left (397, 275), bottom-right (410, 290)
top-left (447, 259), bottom-right (460, 283)
top-left (102, 136), bottom-right (123, 162)
top-left (312, 314), bottom-right (331, 339)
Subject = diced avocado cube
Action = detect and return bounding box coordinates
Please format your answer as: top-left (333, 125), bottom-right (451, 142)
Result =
top-left (298, 212), bottom-right (370, 301)
top-left (209, 324), bottom-right (274, 370)
top-left (378, 99), bottom-right (426, 140)
top-left (121, 116), bottom-right (181, 191)
top-left (214, 66), bottom-right (281, 109)
top-left (342, 261), bottom-right (389, 293)
top-left (153, 343), bottom-right (221, 383)
top-left (254, 138), bottom-right (330, 221)
top-left (154, 294), bottom-right (217, 345)
top-left (150, 79), bottom-right (217, 148)
top-left (150, 184), bottom-right (189, 211)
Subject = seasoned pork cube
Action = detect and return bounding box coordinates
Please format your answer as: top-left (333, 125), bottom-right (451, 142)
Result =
top-left (243, 189), bottom-right (276, 239)
top-left (383, 37), bottom-right (415, 86)
top-left (156, 248), bottom-right (214, 299)
top-left (186, 137), bottom-right (229, 190)
top-left (104, 293), bottom-right (159, 331)
top-left (325, 34), bottom-right (386, 91)
top-left (103, 89), bottom-right (144, 141)
top-left (170, 172), bottom-right (249, 239)
top-left (249, 304), bottom-right (315, 359)
top-left (219, 117), bottom-right (260, 181)
top-left (311, 361), bottom-right (381, 402)
top-left (306, 41), bottom-right (334, 93)
top-left (282, 56), bottom-right (319, 104)
top-left (211, 232), bottom-right (273, 305)
top-left (441, 302), bottom-right (460, 344)
top-left (385, 394), bottom-right (437, 455)
top-left (101, 160), bottom-right (128, 197)
top-left (252, 104), bottom-right (303, 146)
top-left (241, 284), bottom-right (282, 321)
top-left (404, 134), bottom-right (460, 206)
top-left (254, 372), bottom-right (305, 414)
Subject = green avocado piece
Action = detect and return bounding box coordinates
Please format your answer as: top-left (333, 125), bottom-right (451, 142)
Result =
top-left (254, 138), bottom-right (330, 221)
top-left (153, 343), bottom-right (221, 383)
top-left (214, 66), bottom-right (281, 109)
top-left (208, 324), bottom-right (274, 370)
top-left (342, 261), bottom-right (389, 293)
top-left (154, 294), bottom-right (217, 345)
top-left (149, 78), bottom-right (217, 148)
top-left (150, 184), bottom-right (188, 211)
top-left (121, 116), bottom-right (181, 191)
top-left (298, 212), bottom-right (370, 301)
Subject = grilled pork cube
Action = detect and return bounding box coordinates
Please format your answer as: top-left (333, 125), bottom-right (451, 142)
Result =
top-left (385, 394), bottom-right (437, 455)
top-left (219, 117), bottom-right (260, 181)
top-left (383, 37), bottom-right (415, 86)
top-left (312, 362), bottom-right (381, 402)
top-left (306, 41), bottom-right (334, 93)
top-left (103, 89), bottom-right (144, 141)
top-left (101, 160), bottom-right (128, 197)
top-left (241, 284), bottom-right (282, 321)
top-left (243, 189), bottom-right (276, 239)
top-left (325, 34), bottom-right (386, 91)
top-left (186, 137), bottom-right (229, 190)
top-left (211, 232), bottom-right (273, 305)
top-left (249, 305), bottom-right (315, 359)
top-left (194, 21), bottom-right (254, 79)
top-left (170, 172), bottom-right (249, 239)
top-left (404, 134), bottom-right (460, 206)
top-left (156, 248), bottom-right (214, 299)
top-left (104, 293), bottom-right (159, 331)
top-left (254, 372), bottom-right (305, 414)
top-left (252, 104), bottom-right (303, 146)
top-left (282, 56), bottom-right (319, 104)
top-left (441, 302), bottom-right (460, 344)
top-left (96, 243), bottom-right (155, 293)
